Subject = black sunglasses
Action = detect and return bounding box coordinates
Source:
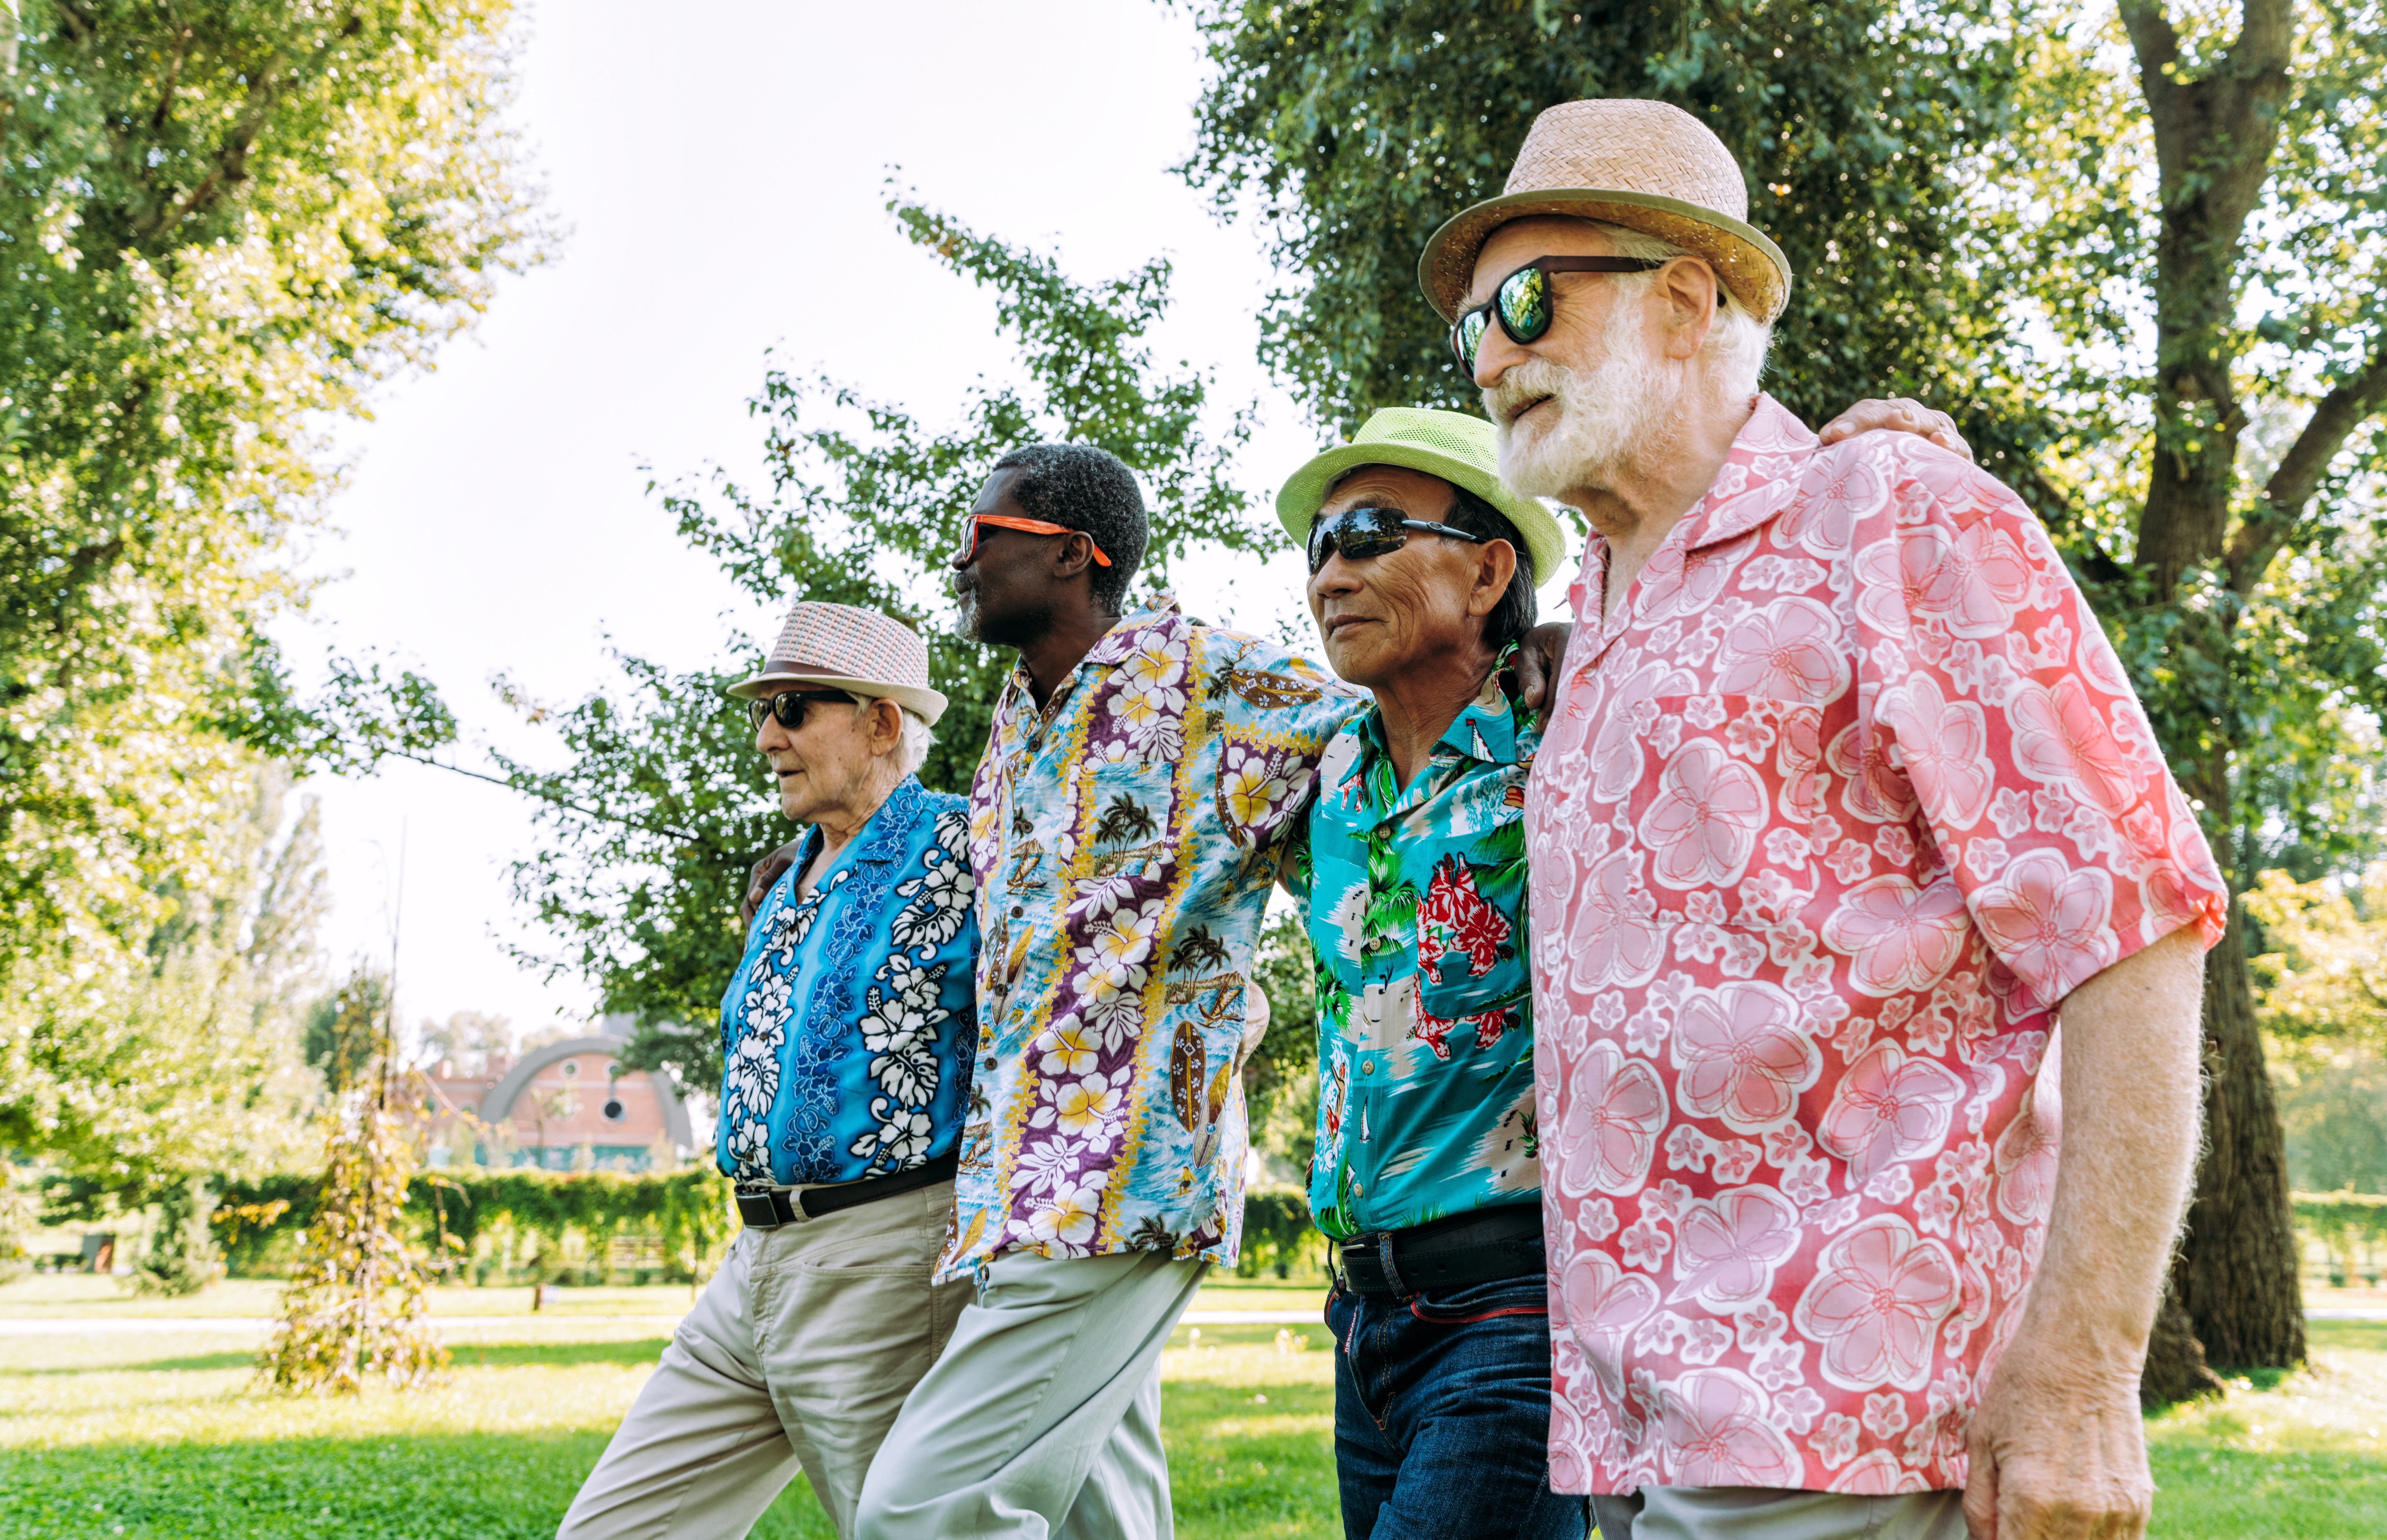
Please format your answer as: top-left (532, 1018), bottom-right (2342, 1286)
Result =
top-left (1449, 255), bottom-right (1665, 373)
top-left (1307, 505), bottom-right (1490, 575)
top-left (746, 689), bottom-right (857, 733)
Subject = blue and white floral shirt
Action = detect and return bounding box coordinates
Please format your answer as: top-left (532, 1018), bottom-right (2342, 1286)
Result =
top-left (716, 776), bottom-right (979, 1186)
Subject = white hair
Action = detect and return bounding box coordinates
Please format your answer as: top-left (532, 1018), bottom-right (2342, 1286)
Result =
top-left (855, 696), bottom-right (936, 777)
top-left (1588, 220), bottom-right (1771, 401)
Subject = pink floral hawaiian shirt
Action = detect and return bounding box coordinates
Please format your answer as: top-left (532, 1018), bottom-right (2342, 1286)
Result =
top-left (1527, 396), bottom-right (2228, 1497)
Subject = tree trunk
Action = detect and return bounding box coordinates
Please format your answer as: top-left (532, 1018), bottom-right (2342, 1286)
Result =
top-left (2170, 898), bottom-right (2306, 1368)
top-left (2140, 1284), bottom-right (2224, 1407)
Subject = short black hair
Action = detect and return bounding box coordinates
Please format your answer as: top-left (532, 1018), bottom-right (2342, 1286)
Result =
top-left (1440, 482), bottom-right (1538, 650)
top-left (991, 443), bottom-right (1148, 614)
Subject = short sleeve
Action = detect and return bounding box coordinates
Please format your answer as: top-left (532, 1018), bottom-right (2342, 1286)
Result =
top-left (1850, 441), bottom-right (2228, 1011)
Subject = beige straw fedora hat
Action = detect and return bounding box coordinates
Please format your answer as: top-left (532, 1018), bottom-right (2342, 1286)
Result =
top-left (726, 601), bottom-right (949, 726)
top-left (1418, 98), bottom-right (1792, 326)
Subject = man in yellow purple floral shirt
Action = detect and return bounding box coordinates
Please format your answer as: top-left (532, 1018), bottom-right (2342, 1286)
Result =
top-left (854, 443), bottom-right (1360, 1540)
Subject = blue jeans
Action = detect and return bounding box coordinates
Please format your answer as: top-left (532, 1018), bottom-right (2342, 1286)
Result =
top-left (1327, 1266), bottom-right (1587, 1540)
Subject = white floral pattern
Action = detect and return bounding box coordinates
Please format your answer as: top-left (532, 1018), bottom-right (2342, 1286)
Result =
top-left (714, 778), bottom-right (978, 1186)
top-left (1530, 397), bottom-right (2229, 1495)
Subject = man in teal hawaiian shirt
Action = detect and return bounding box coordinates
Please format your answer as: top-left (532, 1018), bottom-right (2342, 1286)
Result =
top-left (1276, 407), bottom-right (1589, 1540)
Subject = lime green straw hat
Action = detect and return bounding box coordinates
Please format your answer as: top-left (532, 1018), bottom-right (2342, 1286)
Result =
top-left (1275, 407), bottom-right (1569, 584)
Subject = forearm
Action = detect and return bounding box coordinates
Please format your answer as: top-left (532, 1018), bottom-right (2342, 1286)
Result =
top-left (2017, 926), bottom-right (2206, 1376)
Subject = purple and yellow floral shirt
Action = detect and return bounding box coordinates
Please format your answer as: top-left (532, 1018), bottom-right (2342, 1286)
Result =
top-left (942, 598), bottom-right (1360, 1279)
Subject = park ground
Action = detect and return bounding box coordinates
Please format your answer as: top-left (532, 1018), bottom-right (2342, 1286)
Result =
top-left (3, 1277), bottom-right (2385, 1538)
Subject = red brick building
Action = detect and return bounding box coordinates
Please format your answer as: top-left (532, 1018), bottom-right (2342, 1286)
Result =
top-left (424, 1014), bottom-right (698, 1171)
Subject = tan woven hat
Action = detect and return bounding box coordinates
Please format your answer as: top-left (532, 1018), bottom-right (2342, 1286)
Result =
top-left (726, 601), bottom-right (948, 726)
top-left (1418, 98), bottom-right (1792, 326)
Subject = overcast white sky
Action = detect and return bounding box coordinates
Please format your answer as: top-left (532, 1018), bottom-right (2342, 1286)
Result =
top-left (285, 0), bottom-right (1572, 1050)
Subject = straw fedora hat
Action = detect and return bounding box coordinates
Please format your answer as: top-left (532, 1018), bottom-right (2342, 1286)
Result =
top-left (726, 601), bottom-right (949, 726)
top-left (1276, 407), bottom-right (1568, 585)
top-left (1417, 98), bottom-right (1792, 326)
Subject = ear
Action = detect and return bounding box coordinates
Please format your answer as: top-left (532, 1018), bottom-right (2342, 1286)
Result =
top-left (1048, 530), bottom-right (1101, 585)
top-left (1465, 540), bottom-right (1520, 619)
top-left (1657, 257), bottom-right (1719, 363)
top-left (864, 697), bottom-right (905, 755)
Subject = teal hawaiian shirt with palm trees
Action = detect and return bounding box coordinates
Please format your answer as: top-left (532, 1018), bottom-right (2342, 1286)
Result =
top-left (1290, 656), bottom-right (1541, 1241)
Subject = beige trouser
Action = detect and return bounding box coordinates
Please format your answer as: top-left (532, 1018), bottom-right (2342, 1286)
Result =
top-left (1590, 1487), bottom-right (1967, 1538)
top-left (558, 1181), bottom-right (969, 1540)
top-left (853, 1247), bottom-right (1211, 1540)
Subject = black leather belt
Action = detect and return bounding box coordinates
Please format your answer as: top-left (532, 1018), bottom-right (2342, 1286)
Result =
top-left (1332, 1203), bottom-right (1544, 1297)
top-left (734, 1151), bottom-right (958, 1229)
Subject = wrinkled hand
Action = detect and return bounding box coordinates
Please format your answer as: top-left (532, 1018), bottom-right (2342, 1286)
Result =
top-left (1962, 1336), bottom-right (2152, 1540)
top-left (1512, 620), bottom-right (1574, 729)
top-left (1817, 397), bottom-right (1973, 462)
top-left (739, 839), bottom-right (806, 927)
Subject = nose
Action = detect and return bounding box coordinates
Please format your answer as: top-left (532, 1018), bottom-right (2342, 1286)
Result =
top-left (755, 712), bottom-right (792, 754)
top-left (1308, 549), bottom-right (1364, 606)
top-left (1472, 314), bottom-right (1526, 391)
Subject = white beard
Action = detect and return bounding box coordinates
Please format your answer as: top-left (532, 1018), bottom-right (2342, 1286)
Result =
top-left (1486, 308), bottom-right (1684, 503)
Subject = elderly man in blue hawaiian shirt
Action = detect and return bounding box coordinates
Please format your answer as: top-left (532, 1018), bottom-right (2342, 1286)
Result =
top-left (560, 602), bottom-right (977, 1540)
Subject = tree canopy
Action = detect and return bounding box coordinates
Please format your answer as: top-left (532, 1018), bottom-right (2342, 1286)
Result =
top-left (0, 1), bottom-right (543, 1185)
top-left (493, 194), bottom-right (1277, 1089)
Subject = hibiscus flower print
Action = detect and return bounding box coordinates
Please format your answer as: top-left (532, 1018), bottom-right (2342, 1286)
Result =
top-left (1993, 1085), bottom-right (2061, 1225)
top-left (1821, 874), bottom-right (1970, 997)
top-left (1657, 1369), bottom-right (1804, 1487)
top-left (1901, 517), bottom-right (2033, 638)
top-left (1817, 1040), bottom-right (1966, 1186)
top-left (1670, 981), bottom-right (1822, 1132)
top-left (891, 841), bottom-right (975, 958)
top-left (1555, 1039), bottom-right (1669, 1198)
top-left (1794, 1215), bottom-right (1962, 1390)
top-left (1027, 1180), bottom-right (1107, 1251)
top-left (1878, 673), bottom-right (1995, 831)
top-left (1715, 597), bottom-right (1852, 704)
top-left (1073, 895), bottom-right (1166, 1008)
top-left (1974, 849), bottom-right (2119, 1000)
top-left (1561, 1246), bottom-right (1660, 1401)
top-left (2007, 676), bottom-right (2142, 818)
top-left (1218, 740), bottom-right (1298, 842)
top-left (1640, 737), bottom-right (1769, 891)
top-left (1035, 1018), bottom-right (1100, 1078)
top-left (1564, 847), bottom-right (1667, 995)
top-left (1668, 1185), bottom-right (1803, 1308)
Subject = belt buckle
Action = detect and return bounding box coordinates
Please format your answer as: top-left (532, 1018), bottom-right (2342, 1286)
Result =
top-left (734, 1188), bottom-right (799, 1229)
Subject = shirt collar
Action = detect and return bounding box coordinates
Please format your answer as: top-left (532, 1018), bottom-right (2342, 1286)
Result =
top-left (1339, 646), bottom-right (1525, 800)
top-left (1566, 393), bottom-right (1818, 620)
top-left (997, 596), bottom-right (1188, 717)
top-left (788, 774), bottom-right (926, 902)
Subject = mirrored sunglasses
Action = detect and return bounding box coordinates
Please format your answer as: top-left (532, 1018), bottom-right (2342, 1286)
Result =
top-left (1306, 505), bottom-right (1490, 575)
top-left (1449, 255), bottom-right (1665, 373)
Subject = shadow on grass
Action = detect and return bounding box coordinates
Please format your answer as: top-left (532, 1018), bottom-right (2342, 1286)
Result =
top-left (0, 1428), bottom-right (835, 1540)
top-left (2, 1338), bottom-right (676, 1379)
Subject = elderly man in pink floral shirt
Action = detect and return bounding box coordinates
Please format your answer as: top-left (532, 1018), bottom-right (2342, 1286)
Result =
top-left (1420, 100), bottom-right (2229, 1540)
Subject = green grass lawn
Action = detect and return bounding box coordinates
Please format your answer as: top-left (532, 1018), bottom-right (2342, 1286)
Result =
top-left (3, 1286), bottom-right (2380, 1538)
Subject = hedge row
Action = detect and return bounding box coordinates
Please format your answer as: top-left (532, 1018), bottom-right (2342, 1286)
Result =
top-left (216, 1168), bottom-right (737, 1282)
top-left (2296, 1190), bottom-right (2387, 1282)
top-left (211, 1169), bottom-right (1331, 1283)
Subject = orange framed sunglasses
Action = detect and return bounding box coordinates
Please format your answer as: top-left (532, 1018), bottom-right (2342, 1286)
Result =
top-left (952, 513), bottom-right (1112, 568)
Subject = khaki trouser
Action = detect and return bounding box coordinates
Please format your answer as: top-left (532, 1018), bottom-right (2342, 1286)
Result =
top-left (558, 1181), bottom-right (969, 1540)
top-left (1590, 1487), bottom-right (1968, 1539)
top-left (853, 1247), bottom-right (1211, 1540)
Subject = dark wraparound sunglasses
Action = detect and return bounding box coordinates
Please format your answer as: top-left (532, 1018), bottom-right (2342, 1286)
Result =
top-left (746, 689), bottom-right (858, 733)
top-left (1449, 255), bottom-right (1665, 372)
top-left (1307, 505), bottom-right (1491, 575)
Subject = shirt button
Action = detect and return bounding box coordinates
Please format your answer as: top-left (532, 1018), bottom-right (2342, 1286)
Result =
top-left (1010, 905), bottom-right (1024, 918)
top-left (1361, 1061), bottom-right (1375, 1075)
